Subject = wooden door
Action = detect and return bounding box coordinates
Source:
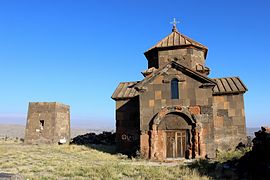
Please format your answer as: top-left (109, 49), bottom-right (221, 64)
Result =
top-left (176, 131), bottom-right (186, 158)
top-left (166, 131), bottom-right (175, 158)
top-left (166, 130), bottom-right (187, 158)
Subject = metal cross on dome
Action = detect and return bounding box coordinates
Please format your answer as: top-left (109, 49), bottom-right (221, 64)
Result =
top-left (170, 18), bottom-right (180, 32)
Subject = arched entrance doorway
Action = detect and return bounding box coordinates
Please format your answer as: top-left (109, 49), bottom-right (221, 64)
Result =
top-left (148, 106), bottom-right (197, 160)
top-left (158, 113), bottom-right (192, 158)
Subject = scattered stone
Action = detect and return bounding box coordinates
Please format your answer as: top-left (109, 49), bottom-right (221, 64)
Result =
top-left (0, 173), bottom-right (24, 180)
top-left (71, 131), bottom-right (116, 145)
top-left (235, 142), bottom-right (246, 151)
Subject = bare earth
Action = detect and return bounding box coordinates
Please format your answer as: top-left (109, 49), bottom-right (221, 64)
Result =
top-left (0, 124), bottom-right (113, 139)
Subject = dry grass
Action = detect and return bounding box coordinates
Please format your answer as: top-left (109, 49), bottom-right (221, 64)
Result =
top-left (216, 148), bottom-right (251, 163)
top-left (0, 139), bottom-right (210, 180)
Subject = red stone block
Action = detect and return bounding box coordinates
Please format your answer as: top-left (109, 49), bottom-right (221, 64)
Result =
top-left (189, 106), bottom-right (201, 115)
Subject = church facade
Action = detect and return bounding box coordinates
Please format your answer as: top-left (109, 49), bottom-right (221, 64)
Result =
top-left (112, 24), bottom-right (247, 160)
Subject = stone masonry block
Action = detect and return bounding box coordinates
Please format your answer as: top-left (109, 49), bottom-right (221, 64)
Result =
top-left (189, 106), bottom-right (200, 115)
top-left (149, 100), bottom-right (155, 108)
top-left (155, 91), bottom-right (162, 100)
top-left (217, 109), bottom-right (228, 117)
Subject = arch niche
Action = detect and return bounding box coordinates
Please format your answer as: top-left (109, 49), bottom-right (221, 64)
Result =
top-left (150, 107), bottom-right (196, 159)
top-left (160, 113), bottom-right (192, 158)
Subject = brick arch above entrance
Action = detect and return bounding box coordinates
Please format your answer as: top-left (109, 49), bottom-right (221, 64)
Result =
top-left (150, 106), bottom-right (196, 130)
top-left (158, 113), bottom-right (191, 130)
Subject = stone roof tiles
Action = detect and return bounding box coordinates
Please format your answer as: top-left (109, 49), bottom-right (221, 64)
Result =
top-left (145, 29), bottom-right (208, 57)
top-left (213, 77), bottom-right (248, 95)
top-left (111, 81), bottom-right (140, 100)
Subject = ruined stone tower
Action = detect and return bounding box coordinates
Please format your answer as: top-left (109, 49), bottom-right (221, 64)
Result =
top-left (25, 102), bottom-right (70, 144)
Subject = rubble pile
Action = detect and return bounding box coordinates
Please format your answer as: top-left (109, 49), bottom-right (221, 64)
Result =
top-left (236, 126), bottom-right (270, 179)
top-left (235, 136), bottom-right (253, 151)
top-left (188, 127), bottom-right (270, 179)
top-left (252, 127), bottom-right (270, 156)
top-left (71, 131), bottom-right (116, 145)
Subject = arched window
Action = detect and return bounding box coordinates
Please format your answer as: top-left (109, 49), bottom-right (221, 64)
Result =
top-left (171, 78), bottom-right (179, 99)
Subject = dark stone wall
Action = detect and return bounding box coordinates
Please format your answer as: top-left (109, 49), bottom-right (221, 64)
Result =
top-left (139, 68), bottom-right (216, 158)
top-left (213, 94), bottom-right (246, 151)
top-left (139, 68), bottom-right (213, 130)
top-left (115, 67), bottom-right (247, 159)
top-left (115, 97), bottom-right (140, 155)
top-left (25, 102), bottom-right (70, 144)
top-left (147, 48), bottom-right (205, 71)
top-left (114, 68), bottom-right (246, 159)
top-left (115, 45), bottom-right (247, 159)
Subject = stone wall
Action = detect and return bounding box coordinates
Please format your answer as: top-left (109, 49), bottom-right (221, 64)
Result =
top-left (213, 94), bottom-right (246, 151)
top-left (25, 102), bottom-right (70, 144)
top-left (146, 48), bottom-right (205, 71)
top-left (115, 97), bottom-right (140, 155)
top-left (139, 68), bottom-right (216, 159)
top-left (139, 68), bottom-right (213, 130)
top-left (158, 48), bottom-right (205, 70)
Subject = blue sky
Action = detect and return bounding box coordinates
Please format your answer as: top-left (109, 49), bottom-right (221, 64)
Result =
top-left (0, 0), bottom-right (269, 128)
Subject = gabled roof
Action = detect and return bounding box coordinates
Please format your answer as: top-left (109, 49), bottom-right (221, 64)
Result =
top-left (112, 61), bottom-right (216, 100)
top-left (145, 28), bottom-right (208, 58)
top-left (111, 63), bottom-right (248, 100)
top-left (135, 61), bottom-right (216, 90)
top-left (213, 77), bottom-right (248, 95)
top-left (111, 81), bottom-right (140, 100)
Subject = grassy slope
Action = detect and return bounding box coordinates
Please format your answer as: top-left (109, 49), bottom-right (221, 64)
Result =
top-left (0, 140), bottom-right (209, 180)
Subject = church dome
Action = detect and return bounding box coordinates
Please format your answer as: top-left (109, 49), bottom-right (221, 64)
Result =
top-left (145, 24), bottom-right (208, 58)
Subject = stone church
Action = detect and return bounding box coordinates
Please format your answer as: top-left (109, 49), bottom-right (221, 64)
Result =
top-left (112, 23), bottom-right (247, 160)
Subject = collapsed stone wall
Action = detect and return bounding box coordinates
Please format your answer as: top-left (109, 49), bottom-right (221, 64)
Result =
top-left (72, 131), bottom-right (116, 145)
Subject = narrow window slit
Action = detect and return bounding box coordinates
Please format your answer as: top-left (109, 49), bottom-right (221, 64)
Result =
top-left (171, 78), bottom-right (179, 99)
top-left (39, 120), bottom-right (44, 130)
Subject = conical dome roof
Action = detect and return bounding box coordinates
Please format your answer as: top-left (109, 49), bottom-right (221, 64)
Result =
top-left (145, 26), bottom-right (208, 58)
